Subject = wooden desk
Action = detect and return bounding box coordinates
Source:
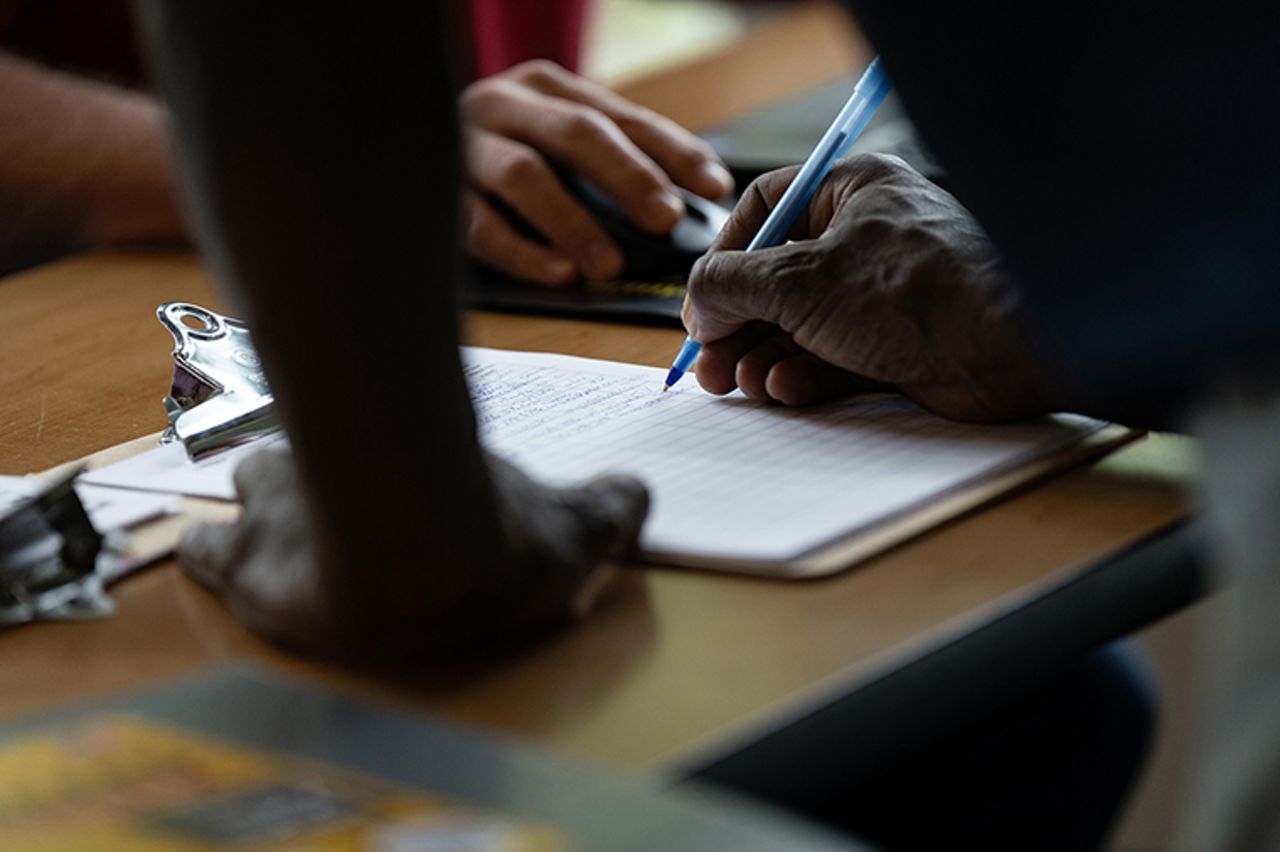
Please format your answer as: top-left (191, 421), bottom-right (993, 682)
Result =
top-left (0, 2), bottom-right (1190, 779)
top-left (0, 253), bottom-right (1191, 771)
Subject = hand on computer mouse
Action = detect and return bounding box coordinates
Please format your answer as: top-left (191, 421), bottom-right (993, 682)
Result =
top-left (461, 60), bottom-right (733, 286)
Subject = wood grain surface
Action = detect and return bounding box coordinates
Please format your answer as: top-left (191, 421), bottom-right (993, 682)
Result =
top-left (0, 3), bottom-right (1188, 773)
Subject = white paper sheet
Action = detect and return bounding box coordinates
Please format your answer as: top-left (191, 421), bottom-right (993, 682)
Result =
top-left (464, 348), bottom-right (1104, 565)
top-left (79, 434), bottom-right (288, 501)
top-left (0, 476), bottom-right (40, 517)
top-left (0, 476), bottom-right (177, 531)
top-left (68, 348), bottom-right (1103, 569)
top-left (73, 484), bottom-right (178, 531)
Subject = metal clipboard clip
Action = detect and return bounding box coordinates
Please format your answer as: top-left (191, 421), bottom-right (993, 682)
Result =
top-left (157, 302), bottom-right (281, 460)
top-left (0, 470), bottom-right (116, 626)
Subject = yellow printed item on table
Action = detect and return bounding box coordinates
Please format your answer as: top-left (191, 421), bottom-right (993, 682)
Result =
top-left (0, 716), bottom-right (563, 851)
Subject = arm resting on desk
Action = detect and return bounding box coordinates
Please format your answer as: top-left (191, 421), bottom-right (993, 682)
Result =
top-left (141, 3), bottom-right (647, 663)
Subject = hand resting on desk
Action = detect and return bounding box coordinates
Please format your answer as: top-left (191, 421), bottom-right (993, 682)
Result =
top-left (682, 155), bottom-right (1064, 422)
top-left (180, 449), bottom-right (648, 662)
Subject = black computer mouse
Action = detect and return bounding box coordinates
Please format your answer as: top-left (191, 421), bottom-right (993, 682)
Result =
top-left (560, 170), bottom-right (731, 280)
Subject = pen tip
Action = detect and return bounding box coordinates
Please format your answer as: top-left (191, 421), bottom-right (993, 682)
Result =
top-left (662, 385), bottom-right (670, 393)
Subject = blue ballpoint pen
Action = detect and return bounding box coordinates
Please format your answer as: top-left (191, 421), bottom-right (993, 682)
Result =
top-left (662, 56), bottom-right (892, 391)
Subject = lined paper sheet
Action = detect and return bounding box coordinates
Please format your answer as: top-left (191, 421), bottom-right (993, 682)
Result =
top-left (465, 348), bottom-right (1104, 568)
top-left (80, 434), bottom-right (289, 501)
top-left (0, 476), bottom-right (176, 532)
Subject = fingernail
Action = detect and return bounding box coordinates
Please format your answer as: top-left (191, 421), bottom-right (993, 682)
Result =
top-left (546, 257), bottom-right (576, 283)
top-left (701, 162), bottom-right (734, 195)
top-left (682, 308), bottom-right (699, 340)
top-left (648, 192), bottom-right (684, 230)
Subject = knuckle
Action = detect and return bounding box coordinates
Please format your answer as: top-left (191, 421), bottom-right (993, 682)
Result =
top-left (765, 252), bottom-right (822, 326)
top-left (872, 151), bottom-right (912, 171)
top-left (610, 109), bottom-right (650, 137)
top-left (749, 166), bottom-right (800, 202)
top-left (464, 202), bottom-right (495, 246)
top-left (845, 151), bottom-right (899, 174)
top-left (509, 58), bottom-right (563, 87)
top-left (852, 214), bottom-right (897, 244)
top-left (741, 172), bottom-right (769, 199)
top-left (672, 144), bottom-right (710, 175)
top-left (459, 77), bottom-right (501, 114)
top-left (496, 146), bottom-right (546, 186)
top-left (563, 108), bottom-right (612, 148)
top-left (687, 251), bottom-right (726, 301)
top-left (843, 152), bottom-right (917, 189)
top-left (615, 160), bottom-right (662, 196)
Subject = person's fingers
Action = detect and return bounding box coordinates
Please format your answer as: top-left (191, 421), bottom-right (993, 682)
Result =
top-left (713, 158), bottom-right (899, 252)
top-left (801, 153), bottom-right (918, 238)
top-left (178, 520), bottom-right (242, 597)
top-left (698, 325), bottom-right (884, 404)
top-left (463, 191), bottom-right (577, 286)
top-left (764, 351), bottom-right (877, 406)
top-left (231, 447), bottom-right (279, 501)
top-left (465, 80), bottom-right (683, 235)
top-left (622, 117), bottom-right (733, 201)
top-left (683, 250), bottom-right (776, 343)
top-left (467, 130), bottom-right (623, 280)
top-left (506, 60), bottom-right (734, 201)
top-left (711, 166), bottom-right (807, 251)
top-left (734, 333), bottom-right (807, 402)
top-left (684, 241), bottom-right (816, 343)
top-left (230, 449), bottom-right (300, 521)
top-left (564, 474), bottom-right (650, 563)
top-left (709, 157), bottom-right (898, 253)
top-left (694, 322), bottom-right (776, 395)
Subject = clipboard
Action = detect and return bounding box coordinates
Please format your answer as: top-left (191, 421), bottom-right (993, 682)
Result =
top-left (51, 367), bottom-right (1141, 584)
top-left (658, 423), bottom-right (1139, 578)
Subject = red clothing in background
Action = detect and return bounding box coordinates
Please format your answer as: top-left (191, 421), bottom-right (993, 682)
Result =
top-left (467, 0), bottom-right (592, 76)
top-left (0, 0), bottom-right (592, 83)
